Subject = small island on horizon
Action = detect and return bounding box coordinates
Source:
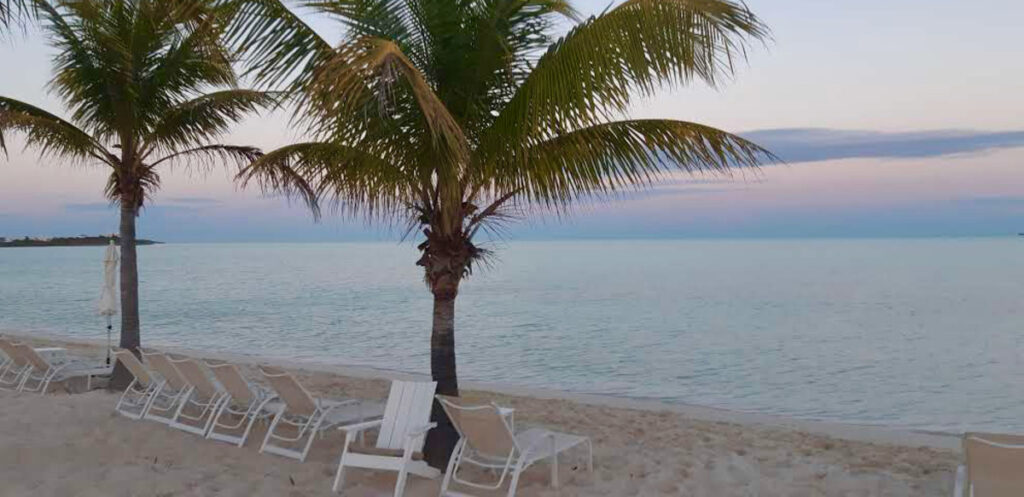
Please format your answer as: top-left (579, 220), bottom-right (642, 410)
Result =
top-left (0, 235), bottom-right (162, 248)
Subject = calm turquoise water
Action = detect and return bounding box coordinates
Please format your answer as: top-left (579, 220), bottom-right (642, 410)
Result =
top-left (2, 239), bottom-right (1023, 433)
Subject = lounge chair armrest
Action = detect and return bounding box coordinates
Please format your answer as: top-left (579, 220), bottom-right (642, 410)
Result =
top-left (953, 464), bottom-right (966, 497)
top-left (337, 419), bottom-right (383, 434)
top-left (318, 398), bottom-right (360, 411)
top-left (521, 430), bottom-right (559, 455)
top-left (405, 422), bottom-right (437, 438)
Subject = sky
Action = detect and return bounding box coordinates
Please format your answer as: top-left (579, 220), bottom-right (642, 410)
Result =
top-left (0, 0), bottom-right (1022, 242)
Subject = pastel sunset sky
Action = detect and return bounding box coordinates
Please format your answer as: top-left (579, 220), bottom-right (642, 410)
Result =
top-left (1, 0), bottom-right (1022, 241)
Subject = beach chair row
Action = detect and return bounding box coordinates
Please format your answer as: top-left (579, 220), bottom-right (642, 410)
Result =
top-left (0, 337), bottom-right (110, 394)
top-left (112, 350), bottom-right (593, 497)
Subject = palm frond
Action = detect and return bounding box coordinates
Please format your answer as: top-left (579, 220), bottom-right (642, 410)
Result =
top-left (0, 0), bottom-right (34, 34)
top-left (0, 96), bottom-right (109, 163)
top-left (485, 119), bottom-right (775, 207)
top-left (150, 144), bottom-right (263, 171)
top-left (144, 89), bottom-right (280, 156)
top-left (481, 0), bottom-right (769, 158)
top-left (237, 141), bottom-right (407, 220)
top-left (224, 0), bottom-right (333, 89)
top-left (305, 36), bottom-right (468, 165)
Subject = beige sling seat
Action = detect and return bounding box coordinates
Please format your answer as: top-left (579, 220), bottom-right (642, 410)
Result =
top-left (141, 351), bottom-right (192, 425)
top-left (0, 338), bottom-right (31, 391)
top-left (113, 349), bottom-right (161, 419)
top-left (436, 395), bottom-right (593, 497)
top-left (205, 359), bottom-right (280, 447)
top-left (259, 365), bottom-right (385, 461)
top-left (167, 356), bottom-right (226, 436)
top-left (954, 432), bottom-right (1024, 497)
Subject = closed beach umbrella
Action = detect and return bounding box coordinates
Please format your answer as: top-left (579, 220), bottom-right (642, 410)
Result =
top-left (98, 240), bottom-right (118, 365)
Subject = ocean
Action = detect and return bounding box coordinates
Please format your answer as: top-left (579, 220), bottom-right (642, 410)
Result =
top-left (1, 238), bottom-right (1022, 434)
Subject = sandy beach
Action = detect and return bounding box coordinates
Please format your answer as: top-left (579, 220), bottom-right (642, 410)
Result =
top-left (1, 334), bottom-right (960, 497)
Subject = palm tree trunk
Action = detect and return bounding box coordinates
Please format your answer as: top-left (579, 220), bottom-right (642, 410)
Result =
top-left (108, 203), bottom-right (140, 390)
top-left (423, 276), bottom-right (461, 469)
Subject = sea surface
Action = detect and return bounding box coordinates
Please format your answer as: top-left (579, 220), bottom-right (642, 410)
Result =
top-left (2, 238), bottom-right (1022, 434)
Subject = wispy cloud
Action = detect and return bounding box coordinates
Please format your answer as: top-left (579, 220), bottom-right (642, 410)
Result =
top-left (954, 195), bottom-right (1024, 208)
top-left (742, 128), bottom-right (1024, 163)
top-left (63, 202), bottom-right (113, 212)
top-left (165, 197), bottom-right (223, 205)
top-left (63, 196), bottom-right (223, 213)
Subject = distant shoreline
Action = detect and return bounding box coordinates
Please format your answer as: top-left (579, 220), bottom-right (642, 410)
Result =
top-left (0, 236), bottom-right (162, 248)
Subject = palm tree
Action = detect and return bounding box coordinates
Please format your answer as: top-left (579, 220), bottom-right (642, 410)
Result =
top-left (234, 0), bottom-right (773, 465)
top-left (0, 0), bottom-right (276, 387)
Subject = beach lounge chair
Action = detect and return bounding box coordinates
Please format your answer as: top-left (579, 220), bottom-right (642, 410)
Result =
top-left (14, 343), bottom-right (111, 394)
top-left (331, 380), bottom-right (439, 496)
top-left (205, 359), bottom-right (280, 447)
top-left (0, 339), bottom-right (31, 391)
top-left (436, 396), bottom-right (593, 497)
top-left (113, 349), bottom-right (161, 419)
top-left (0, 337), bottom-right (11, 373)
top-left (258, 365), bottom-right (384, 461)
top-left (953, 432), bottom-right (1024, 497)
top-left (167, 356), bottom-right (227, 436)
top-left (141, 351), bottom-right (193, 425)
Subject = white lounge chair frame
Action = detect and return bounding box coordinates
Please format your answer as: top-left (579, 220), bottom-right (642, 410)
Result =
top-left (141, 352), bottom-right (192, 425)
top-left (14, 343), bottom-right (109, 394)
top-left (953, 432), bottom-right (1024, 497)
top-left (436, 396), bottom-right (593, 497)
top-left (168, 356), bottom-right (226, 436)
top-left (332, 380), bottom-right (439, 496)
top-left (259, 365), bottom-right (381, 461)
top-left (205, 360), bottom-right (278, 447)
top-left (113, 350), bottom-right (161, 419)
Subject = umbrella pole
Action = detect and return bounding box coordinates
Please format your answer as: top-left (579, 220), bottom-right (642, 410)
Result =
top-left (106, 315), bottom-right (112, 365)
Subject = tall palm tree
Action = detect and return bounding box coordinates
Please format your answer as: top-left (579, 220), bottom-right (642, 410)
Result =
top-left (234, 0), bottom-right (773, 465)
top-left (0, 0), bottom-right (276, 387)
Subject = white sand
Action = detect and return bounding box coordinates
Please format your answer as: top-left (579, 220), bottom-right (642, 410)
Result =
top-left (0, 335), bottom-right (960, 496)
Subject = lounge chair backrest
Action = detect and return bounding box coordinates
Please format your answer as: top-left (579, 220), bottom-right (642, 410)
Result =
top-left (259, 366), bottom-right (317, 417)
top-left (143, 352), bottom-right (188, 391)
top-left (170, 357), bottom-right (219, 400)
top-left (376, 380), bottom-right (437, 451)
top-left (13, 344), bottom-right (51, 372)
top-left (0, 339), bottom-right (27, 367)
top-left (207, 360), bottom-right (254, 405)
top-left (964, 433), bottom-right (1024, 497)
top-left (437, 395), bottom-right (517, 459)
top-left (114, 350), bottom-right (152, 387)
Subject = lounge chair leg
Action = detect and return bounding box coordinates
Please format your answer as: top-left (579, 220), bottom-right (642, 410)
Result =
top-left (586, 438), bottom-right (594, 472)
top-left (551, 436), bottom-right (559, 488)
top-left (506, 459), bottom-right (528, 497)
top-left (332, 435), bottom-right (352, 493)
top-left (260, 407), bottom-right (285, 454)
top-left (439, 438), bottom-right (464, 497)
top-left (394, 466), bottom-right (410, 497)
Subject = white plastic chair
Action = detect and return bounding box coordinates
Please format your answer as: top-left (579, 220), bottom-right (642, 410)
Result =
top-left (436, 395), bottom-right (593, 497)
top-left (954, 432), bottom-right (1024, 497)
top-left (141, 352), bottom-right (192, 425)
top-left (332, 380), bottom-right (439, 496)
top-left (168, 356), bottom-right (226, 436)
top-left (113, 350), bottom-right (161, 419)
top-left (205, 359), bottom-right (279, 447)
top-left (259, 365), bottom-right (384, 461)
